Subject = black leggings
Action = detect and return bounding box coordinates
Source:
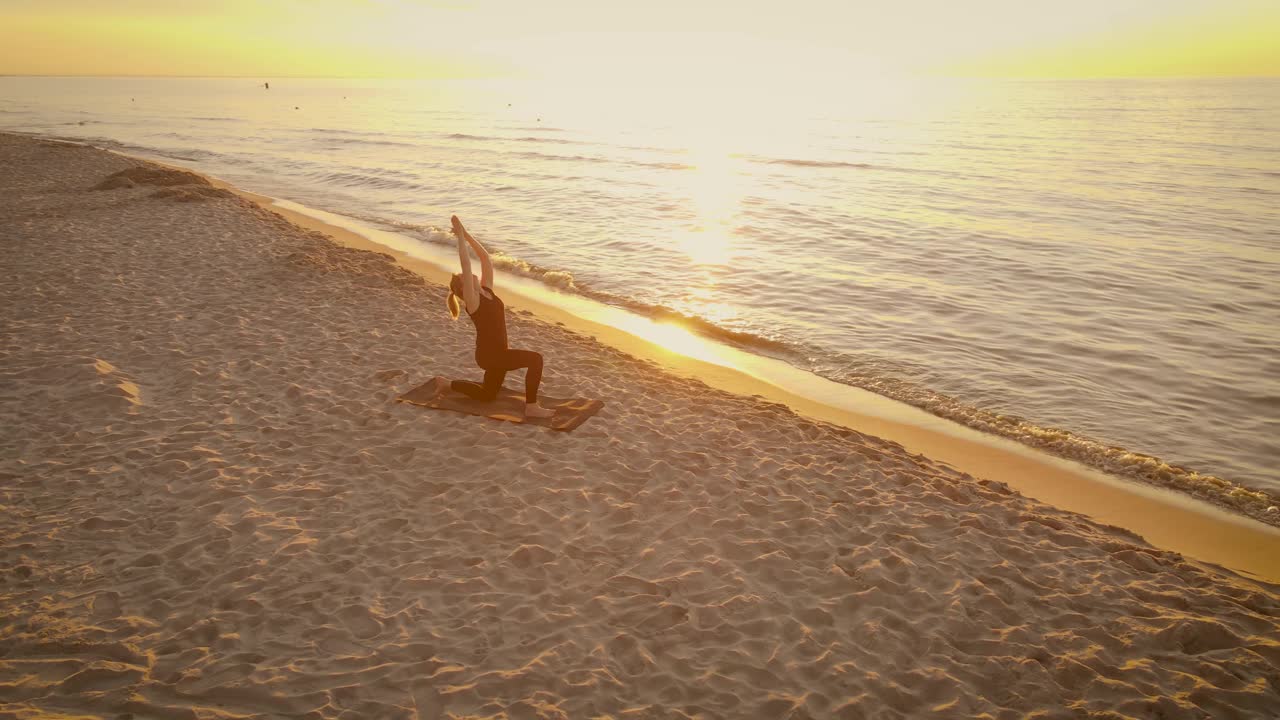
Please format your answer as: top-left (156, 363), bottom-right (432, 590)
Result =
top-left (451, 349), bottom-right (543, 404)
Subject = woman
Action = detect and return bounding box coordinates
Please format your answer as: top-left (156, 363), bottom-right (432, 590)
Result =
top-left (446, 215), bottom-right (556, 418)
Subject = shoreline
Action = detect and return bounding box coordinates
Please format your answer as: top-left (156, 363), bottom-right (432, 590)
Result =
top-left (16, 127), bottom-right (1275, 524)
top-left (17, 129), bottom-right (1274, 579)
top-left (4, 131), bottom-right (1279, 718)
top-left (9, 131), bottom-right (1280, 520)
top-left (194, 173), bottom-right (1280, 583)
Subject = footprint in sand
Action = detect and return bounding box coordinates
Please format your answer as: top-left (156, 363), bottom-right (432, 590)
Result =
top-left (605, 634), bottom-right (654, 676)
top-left (91, 591), bottom-right (122, 620)
top-left (79, 516), bottom-right (131, 531)
top-left (337, 604), bottom-right (383, 639)
top-left (89, 357), bottom-right (143, 411)
top-left (507, 544), bottom-right (556, 569)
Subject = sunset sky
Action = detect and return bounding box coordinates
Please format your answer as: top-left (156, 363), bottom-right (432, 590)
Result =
top-left (0, 0), bottom-right (1276, 80)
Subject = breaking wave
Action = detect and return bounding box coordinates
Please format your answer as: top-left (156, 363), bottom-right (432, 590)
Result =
top-left (352, 210), bottom-right (1280, 525)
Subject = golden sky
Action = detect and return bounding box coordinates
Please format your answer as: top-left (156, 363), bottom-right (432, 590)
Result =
top-left (0, 0), bottom-right (1276, 79)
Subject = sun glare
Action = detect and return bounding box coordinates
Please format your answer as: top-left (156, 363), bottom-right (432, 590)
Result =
top-left (675, 146), bottom-right (740, 267)
top-left (619, 316), bottom-right (732, 367)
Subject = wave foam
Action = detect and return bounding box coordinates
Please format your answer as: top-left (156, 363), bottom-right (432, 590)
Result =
top-left (760, 157), bottom-right (879, 170)
top-left (814, 357), bottom-right (1279, 525)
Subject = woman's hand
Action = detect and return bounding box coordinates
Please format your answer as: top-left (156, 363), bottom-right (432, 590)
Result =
top-left (451, 214), bottom-right (493, 289)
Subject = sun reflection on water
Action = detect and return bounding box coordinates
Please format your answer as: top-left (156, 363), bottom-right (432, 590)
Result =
top-left (665, 139), bottom-right (745, 334)
top-left (613, 315), bottom-right (736, 367)
top-left (672, 132), bottom-right (745, 264)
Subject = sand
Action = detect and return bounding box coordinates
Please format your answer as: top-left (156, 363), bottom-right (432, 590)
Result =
top-left (2, 132), bottom-right (1278, 719)
top-left (225, 188), bottom-right (1280, 583)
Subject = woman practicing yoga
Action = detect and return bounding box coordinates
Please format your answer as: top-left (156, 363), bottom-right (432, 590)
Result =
top-left (446, 215), bottom-right (556, 418)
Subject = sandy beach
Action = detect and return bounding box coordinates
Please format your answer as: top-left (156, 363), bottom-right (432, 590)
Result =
top-left (2, 132), bottom-right (1279, 718)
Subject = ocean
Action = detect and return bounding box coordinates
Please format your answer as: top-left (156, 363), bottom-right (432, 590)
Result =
top-left (3, 75), bottom-right (1277, 495)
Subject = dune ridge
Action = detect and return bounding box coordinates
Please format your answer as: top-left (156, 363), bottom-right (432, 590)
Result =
top-left (2, 132), bottom-right (1278, 719)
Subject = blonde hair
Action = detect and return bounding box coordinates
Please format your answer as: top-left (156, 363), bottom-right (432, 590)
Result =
top-left (447, 290), bottom-right (460, 320)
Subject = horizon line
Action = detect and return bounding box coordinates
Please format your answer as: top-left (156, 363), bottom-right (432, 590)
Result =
top-left (1, 72), bottom-right (1278, 81)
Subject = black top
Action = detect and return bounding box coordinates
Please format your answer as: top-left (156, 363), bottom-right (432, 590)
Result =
top-left (468, 286), bottom-right (508, 359)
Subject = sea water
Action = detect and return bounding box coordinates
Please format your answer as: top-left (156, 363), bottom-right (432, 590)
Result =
top-left (3, 75), bottom-right (1277, 494)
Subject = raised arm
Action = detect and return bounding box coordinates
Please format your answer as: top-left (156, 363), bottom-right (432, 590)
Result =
top-left (452, 215), bottom-right (493, 290)
top-left (455, 228), bottom-right (479, 313)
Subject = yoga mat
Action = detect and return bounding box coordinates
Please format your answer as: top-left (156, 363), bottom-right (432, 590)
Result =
top-left (397, 376), bottom-right (603, 432)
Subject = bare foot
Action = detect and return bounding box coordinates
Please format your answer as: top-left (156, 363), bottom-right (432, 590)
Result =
top-left (525, 402), bottom-right (556, 419)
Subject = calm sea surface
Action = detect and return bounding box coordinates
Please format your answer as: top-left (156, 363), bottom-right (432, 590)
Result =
top-left (3, 76), bottom-right (1277, 493)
